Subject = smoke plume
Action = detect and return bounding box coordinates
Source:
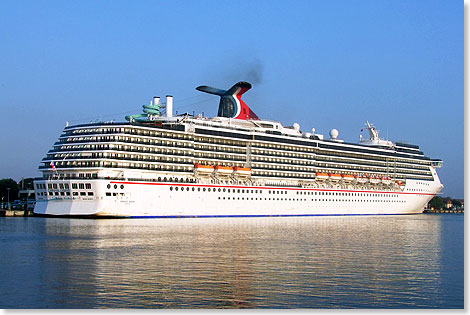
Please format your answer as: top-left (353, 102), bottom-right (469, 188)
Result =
top-left (224, 58), bottom-right (264, 85)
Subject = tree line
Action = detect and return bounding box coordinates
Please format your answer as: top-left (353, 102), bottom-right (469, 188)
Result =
top-left (428, 196), bottom-right (463, 210)
top-left (0, 178), bottom-right (34, 202)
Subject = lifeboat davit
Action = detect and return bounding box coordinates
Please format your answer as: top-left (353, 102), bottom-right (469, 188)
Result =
top-left (214, 165), bottom-right (233, 175)
top-left (194, 163), bottom-right (215, 174)
top-left (382, 176), bottom-right (392, 185)
top-left (329, 173), bottom-right (342, 182)
top-left (315, 172), bottom-right (329, 180)
top-left (342, 174), bottom-right (355, 182)
top-left (233, 167), bottom-right (252, 176)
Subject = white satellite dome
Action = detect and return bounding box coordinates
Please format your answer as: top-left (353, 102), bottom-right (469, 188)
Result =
top-left (311, 128), bottom-right (316, 134)
top-left (329, 128), bottom-right (339, 139)
top-left (293, 123), bottom-right (300, 131)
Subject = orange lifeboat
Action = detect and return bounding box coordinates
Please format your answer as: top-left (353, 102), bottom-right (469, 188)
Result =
top-left (233, 167), bottom-right (252, 176)
top-left (382, 176), bottom-right (392, 185)
top-left (329, 173), bottom-right (342, 182)
top-left (356, 174), bottom-right (368, 184)
top-left (194, 163), bottom-right (215, 174)
top-left (315, 172), bottom-right (329, 180)
top-left (396, 180), bottom-right (405, 187)
top-left (214, 165), bottom-right (233, 175)
top-left (370, 175), bottom-right (380, 184)
top-left (342, 174), bottom-right (355, 182)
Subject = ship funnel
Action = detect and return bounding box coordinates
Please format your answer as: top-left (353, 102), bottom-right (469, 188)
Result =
top-left (153, 96), bottom-right (160, 106)
top-left (166, 95), bottom-right (173, 117)
top-left (196, 81), bottom-right (259, 120)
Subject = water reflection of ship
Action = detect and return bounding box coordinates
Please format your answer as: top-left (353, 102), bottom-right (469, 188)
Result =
top-left (36, 216), bottom-right (445, 308)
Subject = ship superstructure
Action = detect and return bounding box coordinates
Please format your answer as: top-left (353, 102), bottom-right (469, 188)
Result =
top-left (33, 82), bottom-right (443, 217)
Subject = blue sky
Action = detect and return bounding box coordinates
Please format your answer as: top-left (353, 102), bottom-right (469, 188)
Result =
top-left (0, 0), bottom-right (463, 197)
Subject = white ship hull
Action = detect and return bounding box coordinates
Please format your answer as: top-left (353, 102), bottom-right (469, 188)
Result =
top-left (34, 176), bottom-right (442, 218)
top-left (32, 82), bottom-right (445, 219)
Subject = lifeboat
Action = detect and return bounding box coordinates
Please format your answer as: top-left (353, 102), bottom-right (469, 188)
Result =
top-left (356, 175), bottom-right (368, 184)
top-left (214, 165), bottom-right (233, 175)
top-left (342, 174), bottom-right (355, 182)
top-left (194, 163), bottom-right (215, 174)
top-left (395, 180), bottom-right (405, 187)
top-left (370, 175), bottom-right (380, 184)
top-left (233, 167), bottom-right (252, 176)
top-left (381, 176), bottom-right (392, 185)
top-left (315, 172), bottom-right (329, 180)
top-left (329, 173), bottom-right (342, 182)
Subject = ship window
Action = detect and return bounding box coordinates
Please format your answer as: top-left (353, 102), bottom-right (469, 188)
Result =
top-left (85, 183), bottom-right (91, 189)
top-left (80, 192), bottom-right (86, 196)
top-left (170, 187), bottom-right (173, 191)
top-left (106, 192), bottom-right (111, 196)
top-left (88, 192), bottom-right (94, 196)
top-left (175, 187), bottom-right (179, 191)
top-left (72, 192), bottom-right (78, 196)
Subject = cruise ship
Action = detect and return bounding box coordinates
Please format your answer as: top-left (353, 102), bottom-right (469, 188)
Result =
top-left (33, 81), bottom-right (443, 217)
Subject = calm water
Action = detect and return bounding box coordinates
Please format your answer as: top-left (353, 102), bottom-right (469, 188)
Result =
top-left (0, 214), bottom-right (463, 309)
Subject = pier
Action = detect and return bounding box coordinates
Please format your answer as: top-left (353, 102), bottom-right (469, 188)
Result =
top-left (0, 209), bottom-right (33, 217)
top-left (423, 208), bottom-right (464, 214)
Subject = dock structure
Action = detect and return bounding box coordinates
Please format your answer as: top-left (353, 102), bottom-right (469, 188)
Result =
top-left (0, 209), bottom-right (33, 217)
top-left (423, 208), bottom-right (464, 214)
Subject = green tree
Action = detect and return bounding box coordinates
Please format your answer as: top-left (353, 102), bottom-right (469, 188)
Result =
top-left (429, 196), bottom-right (444, 210)
top-left (0, 178), bottom-right (19, 204)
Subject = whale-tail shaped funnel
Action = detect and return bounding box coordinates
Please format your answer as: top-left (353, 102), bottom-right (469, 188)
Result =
top-left (196, 81), bottom-right (259, 120)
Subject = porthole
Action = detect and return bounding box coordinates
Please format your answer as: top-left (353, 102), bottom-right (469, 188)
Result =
top-left (114, 184), bottom-right (117, 189)
top-left (170, 187), bottom-right (173, 191)
top-left (120, 185), bottom-right (124, 189)
top-left (107, 184), bottom-right (111, 189)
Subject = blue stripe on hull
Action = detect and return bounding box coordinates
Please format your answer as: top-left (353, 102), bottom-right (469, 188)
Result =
top-left (128, 213), bottom-right (419, 219)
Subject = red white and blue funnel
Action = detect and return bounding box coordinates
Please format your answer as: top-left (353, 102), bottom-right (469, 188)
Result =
top-left (196, 81), bottom-right (259, 120)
